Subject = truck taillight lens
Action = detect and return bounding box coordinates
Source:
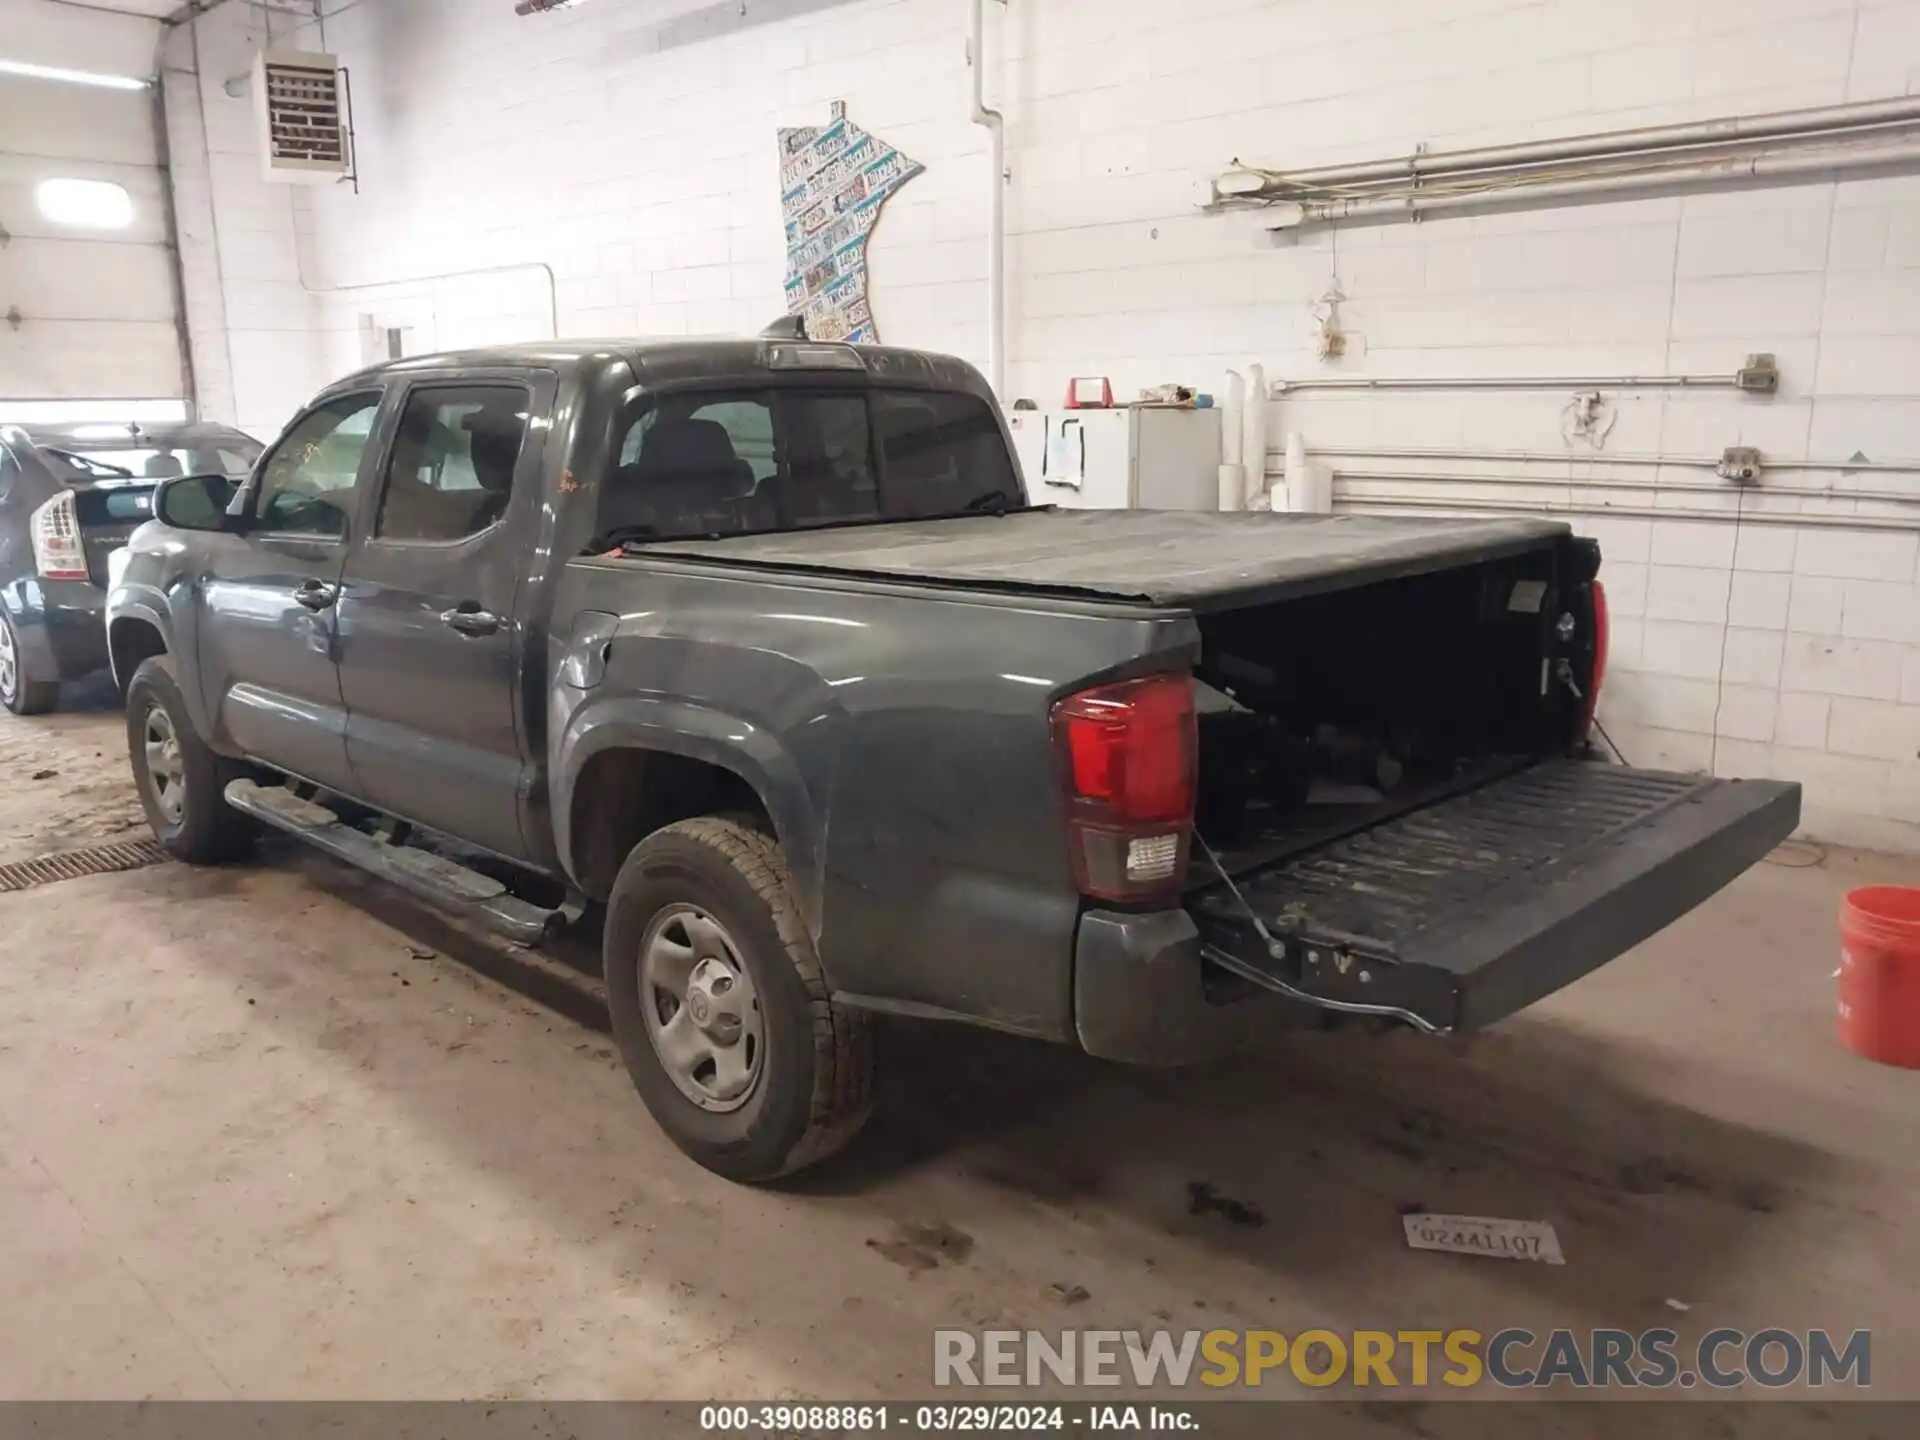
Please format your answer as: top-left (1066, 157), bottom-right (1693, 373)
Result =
top-left (30, 491), bottom-right (88, 581)
top-left (1051, 672), bottom-right (1196, 902)
top-left (1582, 580), bottom-right (1610, 739)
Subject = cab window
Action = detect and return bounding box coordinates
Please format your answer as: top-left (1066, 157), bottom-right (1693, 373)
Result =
top-left (374, 385), bottom-right (529, 542)
top-left (594, 386), bottom-right (1011, 548)
top-left (254, 393), bottom-right (382, 537)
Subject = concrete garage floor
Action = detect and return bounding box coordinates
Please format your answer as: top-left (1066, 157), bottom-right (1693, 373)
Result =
top-left (0, 698), bottom-right (1916, 1409)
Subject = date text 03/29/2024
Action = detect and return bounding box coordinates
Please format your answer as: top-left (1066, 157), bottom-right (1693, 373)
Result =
top-left (699, 1406), bottom-right (1190, 1433)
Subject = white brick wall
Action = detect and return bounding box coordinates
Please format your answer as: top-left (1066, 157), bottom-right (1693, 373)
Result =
top-left (167, 0), bottom-right (1920, 852)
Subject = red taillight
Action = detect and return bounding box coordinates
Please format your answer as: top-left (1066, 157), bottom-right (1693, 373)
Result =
top-left (1582, 580), bottom-right (1610, 739)
top-left (1051, 672), bottom-right (1196, 902)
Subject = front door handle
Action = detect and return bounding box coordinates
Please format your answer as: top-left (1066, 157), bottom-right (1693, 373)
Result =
top-left (441, 604), bottom-right (501, 637)
top-left (293, 580), bottom-right (338, 611)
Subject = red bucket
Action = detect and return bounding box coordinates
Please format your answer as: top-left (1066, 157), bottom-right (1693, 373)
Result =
top-left (1838, 886), bottom-right (1920, 1069)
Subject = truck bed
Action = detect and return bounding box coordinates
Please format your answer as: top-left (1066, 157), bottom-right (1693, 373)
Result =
top-left (630, 510), bottom-right (1570, 610)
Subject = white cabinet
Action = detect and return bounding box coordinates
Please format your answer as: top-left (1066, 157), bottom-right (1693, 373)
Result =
top-left (1006, 407), bottom-right (1222, 510)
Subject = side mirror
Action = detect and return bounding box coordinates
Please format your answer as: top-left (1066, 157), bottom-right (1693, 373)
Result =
top-left (154, 473), bottom-right (242, 532)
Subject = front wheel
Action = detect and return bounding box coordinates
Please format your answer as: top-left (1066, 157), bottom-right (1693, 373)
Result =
top-left (0, 607), bottom-right (58, 716)
top-left (125, 655), bottom-right (256, 863)
top-left (604, 817), bottom-right (873, 1181)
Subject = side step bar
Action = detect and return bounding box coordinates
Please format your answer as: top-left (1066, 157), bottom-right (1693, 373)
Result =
top-left (225, 780), bottom-right (562, 945)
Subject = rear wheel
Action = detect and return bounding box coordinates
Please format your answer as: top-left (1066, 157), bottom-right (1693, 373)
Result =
top-left (0, 608), bottom-right (58, 716)
top-left (126, 655), bottom-right (255, 863)
top-left (604, 817), bottom-right (873, 1181)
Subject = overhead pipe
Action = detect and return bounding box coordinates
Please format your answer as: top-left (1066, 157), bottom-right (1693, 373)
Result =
top-left (967, 0), bottom-right (1006, 400)
top-left (1332, 467), bottom-right (1920, 509)
top-left (1272, 368), bottom-right (1761, 395)
top-left (1230, 95), bottom-right (1920, 193)
top-left (1287, 444), bottom-right (1920, 476)
top-left (1264, 139), bottom-right (1920, 229)
top-left (1334, 490), bottom-right (1920, 536)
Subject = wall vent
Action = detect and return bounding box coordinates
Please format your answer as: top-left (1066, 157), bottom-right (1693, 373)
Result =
top-left (251, 49), bottom-right (349, 185)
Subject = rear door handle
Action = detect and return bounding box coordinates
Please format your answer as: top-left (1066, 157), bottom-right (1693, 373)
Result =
top-left (293, 580), bottom-right (338, 611)
top-left (441, 604), bottom-right (501, 637)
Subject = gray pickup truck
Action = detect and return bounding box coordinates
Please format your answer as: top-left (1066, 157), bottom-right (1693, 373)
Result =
top-left (106, 333), bottom-right (1800, 1181)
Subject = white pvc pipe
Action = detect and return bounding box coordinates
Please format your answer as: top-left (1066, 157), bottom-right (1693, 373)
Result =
top-left (1241, 363), bottom-right (1267, 508)
top-left (1220, 369), bottom-right (1244, 467)
top-left (1217, 367), bottom-right (1246, 513)
top-left (1252, 95), bottom-right (1920, 190)
top-left (1282, 432), bottom-right (1307, 514)
top-left (1270, 140), bottom-right (1920, 229)
top-left (1217, 464), bottom-right (1246, 512)
top-left (968, 0), bottom-right (1005, 399)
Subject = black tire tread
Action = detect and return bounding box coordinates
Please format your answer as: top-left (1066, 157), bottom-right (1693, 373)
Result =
top-left (658, 817), bottom-right (873, 1174)
top-left (4, 676), bottom-right (58, 716)
top-left (0, 610), bottom-right (58, 716)
top-left (614, 817), bottom-right (871, 1175)
top-left (126, 655), bottom-right (255, 864)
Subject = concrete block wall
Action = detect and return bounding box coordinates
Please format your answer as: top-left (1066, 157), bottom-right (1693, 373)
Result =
top-left (168, 0), bottom-right (1920, 852)
top-left (161, 6), bottom-right (328, 441)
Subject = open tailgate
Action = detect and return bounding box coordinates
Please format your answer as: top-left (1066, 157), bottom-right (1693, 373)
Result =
top-left (1189, 760), bottom-right (1800, 1034)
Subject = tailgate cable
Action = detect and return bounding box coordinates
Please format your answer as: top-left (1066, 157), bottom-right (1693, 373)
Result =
top-left (1192, 832), bottom-right (1449, 1035)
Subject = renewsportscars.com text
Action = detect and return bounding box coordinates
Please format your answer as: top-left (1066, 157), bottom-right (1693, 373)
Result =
top-left (933, 1327), bottom-right (1871, 1390)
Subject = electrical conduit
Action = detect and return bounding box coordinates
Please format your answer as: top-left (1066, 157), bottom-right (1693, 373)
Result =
top-left (968, 0), bottom-right (1006, 400)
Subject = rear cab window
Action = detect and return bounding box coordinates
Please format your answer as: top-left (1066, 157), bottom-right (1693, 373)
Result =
top-left (592, 385), bottom-right (1018, 550)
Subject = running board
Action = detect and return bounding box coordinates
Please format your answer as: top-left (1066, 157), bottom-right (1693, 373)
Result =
top-left (224, 780), bottom-right (562, 945)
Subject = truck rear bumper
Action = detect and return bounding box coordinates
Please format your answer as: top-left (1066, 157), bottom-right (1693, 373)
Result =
top-left (1073, 908), bottom-right (1319, 1066)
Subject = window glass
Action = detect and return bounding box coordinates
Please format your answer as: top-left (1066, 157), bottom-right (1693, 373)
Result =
top-left (377, 386), bottom-right (528, 542)
top-left (871, 390), bottom-right (1019, 518)
top-left (254, 393), bottom-right (381, 537)
top-left (784, 393), bottom-right (876, 526)
top-left (595, 386), bottom-right (1013, 550)
top-left (600, 391), bottom-right (778, 546)
top-left (38, 445), bottom-right (259, 481)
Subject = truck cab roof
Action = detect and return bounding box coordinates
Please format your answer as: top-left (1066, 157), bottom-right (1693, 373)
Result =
top-left (331, 337), bottom-right (993, 399)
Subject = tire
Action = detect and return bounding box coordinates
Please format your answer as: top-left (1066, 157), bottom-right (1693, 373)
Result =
top-left (604, 817), bottom-right (873, 1181)
top-left (0, 607), bottom-right (58, 716)
top-left (126, 655), bottom-right (256, 863)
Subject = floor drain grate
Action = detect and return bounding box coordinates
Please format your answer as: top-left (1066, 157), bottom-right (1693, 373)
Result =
top-left (0, 838), bottom-right (170, 894)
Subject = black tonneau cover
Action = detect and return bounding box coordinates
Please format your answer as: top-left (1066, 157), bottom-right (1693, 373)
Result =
top-left (632, 511), bottom-right (1571, 610)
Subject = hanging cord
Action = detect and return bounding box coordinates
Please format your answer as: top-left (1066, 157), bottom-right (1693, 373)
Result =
top-left (1592, 714), bottom-right (1631, 766)
top-left (1556, 656), bottom-right (1630, 766)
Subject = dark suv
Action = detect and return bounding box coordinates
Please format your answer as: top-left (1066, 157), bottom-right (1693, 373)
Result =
top-left (0, 420), bottom-right (261, 713)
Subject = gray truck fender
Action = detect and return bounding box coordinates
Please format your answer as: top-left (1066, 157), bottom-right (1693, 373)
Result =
top-left (105, 593), bottom-right (210, 730)
top-left (552, 696), bottom-right (826, 934)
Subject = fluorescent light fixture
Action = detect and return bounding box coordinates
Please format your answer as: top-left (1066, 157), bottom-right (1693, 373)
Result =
top-left (37, 178), bottom-right (134, 229)
top-left (0, 399), bottom-right (189, 426)
top-left (0, 58), bottom-right (149, 90)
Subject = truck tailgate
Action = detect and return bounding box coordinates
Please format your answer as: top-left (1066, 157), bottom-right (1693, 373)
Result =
top-left (1188, 760), bottom-right (1800, 1033)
